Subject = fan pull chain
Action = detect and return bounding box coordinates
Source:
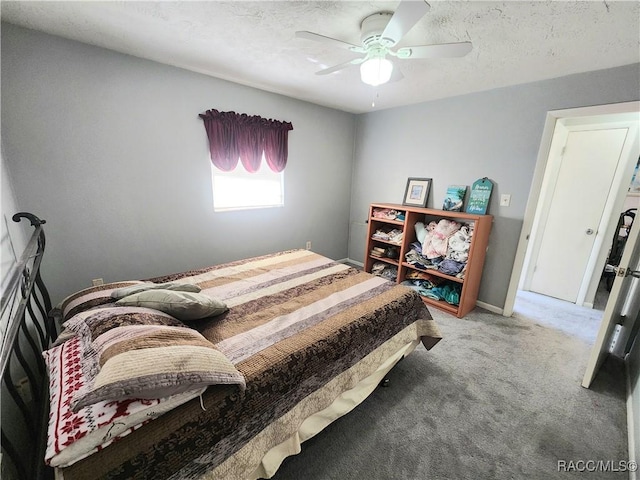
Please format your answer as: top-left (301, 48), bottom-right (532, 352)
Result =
top-left (371, 90), bottom-right (380, 108)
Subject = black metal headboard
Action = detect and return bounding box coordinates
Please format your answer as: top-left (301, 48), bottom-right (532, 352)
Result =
top-left (1, 213), bottom-right (56, 480)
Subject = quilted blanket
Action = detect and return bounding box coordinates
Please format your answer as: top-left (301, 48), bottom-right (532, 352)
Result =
top-left (58, 250), bottom-right (441, 479)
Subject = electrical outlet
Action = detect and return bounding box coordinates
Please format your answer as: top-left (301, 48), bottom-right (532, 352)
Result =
top-left (306, 241), bottom-right (312, 250)
top-left (500, 194), bottom-right (511, 207)
top-left (92, 278), bottom-right (104, 286)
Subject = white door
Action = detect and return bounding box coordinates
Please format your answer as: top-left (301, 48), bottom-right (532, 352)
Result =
top-left (583, 207), bottom-right (640, 387)
top-left (529, 128), bottom-right (629, 302)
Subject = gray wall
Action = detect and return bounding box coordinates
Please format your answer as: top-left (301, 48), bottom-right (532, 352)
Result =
top-left (349, 64), bottom-right (640, 309)
top-left (1, 23), bottom-right (356, 304)
top-left (3, 22), bottom-right (639, 312)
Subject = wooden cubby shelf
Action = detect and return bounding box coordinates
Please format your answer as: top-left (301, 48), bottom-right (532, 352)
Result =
top-left (400, 262), bottom-right (464, 284)
top-left (365, 203), bottom-right (493, 318)
top-left (373, 257), bottom-right (399, 267)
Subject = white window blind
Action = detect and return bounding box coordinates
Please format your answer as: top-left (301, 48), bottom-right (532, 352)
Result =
top-left (211, 161), bottom-right (284, 212)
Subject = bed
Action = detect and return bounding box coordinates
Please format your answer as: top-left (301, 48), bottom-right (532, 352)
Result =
top-left (1, 213), bottom-right (442, 480)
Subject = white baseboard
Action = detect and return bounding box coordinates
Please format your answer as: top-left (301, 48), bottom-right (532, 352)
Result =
top-left (344, 258), bottom-right (364, 267)
top-left (476, 300), bottom-right (504, 315)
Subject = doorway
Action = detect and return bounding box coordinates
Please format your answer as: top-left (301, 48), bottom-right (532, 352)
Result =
top-left (504, 102), bottom-right (640, 337)
top-left (524, 126), bottom-right (631, 302)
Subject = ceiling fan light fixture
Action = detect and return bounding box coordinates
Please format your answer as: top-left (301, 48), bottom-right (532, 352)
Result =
top-left (360, 57), bottom-right (393, 86)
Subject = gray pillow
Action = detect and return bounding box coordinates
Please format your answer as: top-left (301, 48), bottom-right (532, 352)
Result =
top-left (115, 289), bottom-right (227, 321)
top-left (110, 282), bottom-right (201, 300)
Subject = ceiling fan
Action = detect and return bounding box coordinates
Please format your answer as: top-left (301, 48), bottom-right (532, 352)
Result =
top-left (296, 0), bottom-right (472, 86)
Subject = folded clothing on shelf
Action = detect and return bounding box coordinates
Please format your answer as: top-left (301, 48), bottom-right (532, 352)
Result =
top-left (407, 218), bottom-right (473, 279)
top-left (401, 280), bottom-right (461, 306)
top-left (372, 228), bottom-right (403, 245)
top-left (372, 208), bottom-right (405, 221)
top-left (447, 225), bottom-right (473, 263)
top-left (371, 262), bottom-right (398, 281)
top-left (371, 246), bottom-right (400, 259)
top-left (419, 219), bottom-right (462, 259)
top-left (438, 258), bottom-right (466, 276)
top-left (405, 242), bottom-right (441, 270)
top-left (405, 270), bottom-right (444, 285)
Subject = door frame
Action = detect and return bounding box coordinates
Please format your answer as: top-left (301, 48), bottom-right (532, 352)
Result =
top-left (503, 101), bottom-right (640, 317)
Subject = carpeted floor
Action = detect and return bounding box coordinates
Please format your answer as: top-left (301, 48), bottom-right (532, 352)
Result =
top-left (272, 306), bottom-right (628, 479)
top-left (512, 282), bottom-right (610, 344)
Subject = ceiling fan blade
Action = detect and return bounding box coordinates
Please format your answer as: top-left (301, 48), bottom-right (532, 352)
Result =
top-left (381, 0), bottom-right (431, 47)
top-left (316, 57), bottom-right (366, 76)
top-left (295, 31), bottom-right (364, 53)
top-left (396, 42), bottom-right (473, 59)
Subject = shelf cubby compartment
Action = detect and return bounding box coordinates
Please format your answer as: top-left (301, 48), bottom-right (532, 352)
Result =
top-left (364, 202), bottom-right (492, 318)
top-left (400, 262), bottom-right (464, 284)
top-left (371, 255), bottom-right (400, 267)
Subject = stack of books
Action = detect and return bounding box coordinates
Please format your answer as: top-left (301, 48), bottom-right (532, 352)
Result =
top-left (370, 246), bottom-right (386, 258)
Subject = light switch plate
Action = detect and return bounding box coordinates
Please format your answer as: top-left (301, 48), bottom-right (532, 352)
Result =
top-left (500, 194), bottom-right (511, 207)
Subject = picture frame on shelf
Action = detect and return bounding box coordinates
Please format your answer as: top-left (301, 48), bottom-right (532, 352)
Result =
top-left (402, 177), bottom-right (431, 207)
top-left (442, 185), bottom-right (467, 212)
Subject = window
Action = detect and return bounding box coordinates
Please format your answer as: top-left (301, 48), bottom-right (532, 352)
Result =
top-left (199, 108), bottom-right (292, 212)
top-left (211, 159), bottom-right (284, 212)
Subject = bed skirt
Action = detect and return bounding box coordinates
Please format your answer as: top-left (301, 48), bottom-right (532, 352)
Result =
top-left (205, 320), bottom-right (430, 480)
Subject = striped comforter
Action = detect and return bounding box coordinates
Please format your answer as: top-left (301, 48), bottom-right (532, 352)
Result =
top-left (59, 250), bottom-right (441, 480)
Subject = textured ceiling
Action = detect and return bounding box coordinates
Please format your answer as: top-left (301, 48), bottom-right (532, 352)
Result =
top-left (1, 1), bottom-right (639, 114)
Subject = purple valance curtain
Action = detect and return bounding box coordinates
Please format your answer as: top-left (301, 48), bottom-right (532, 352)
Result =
top-left (199, 109), bottom-right (293, 173)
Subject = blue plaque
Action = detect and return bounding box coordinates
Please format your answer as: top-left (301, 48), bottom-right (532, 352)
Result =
top-left (466, 178), bottom-right (493, 215)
